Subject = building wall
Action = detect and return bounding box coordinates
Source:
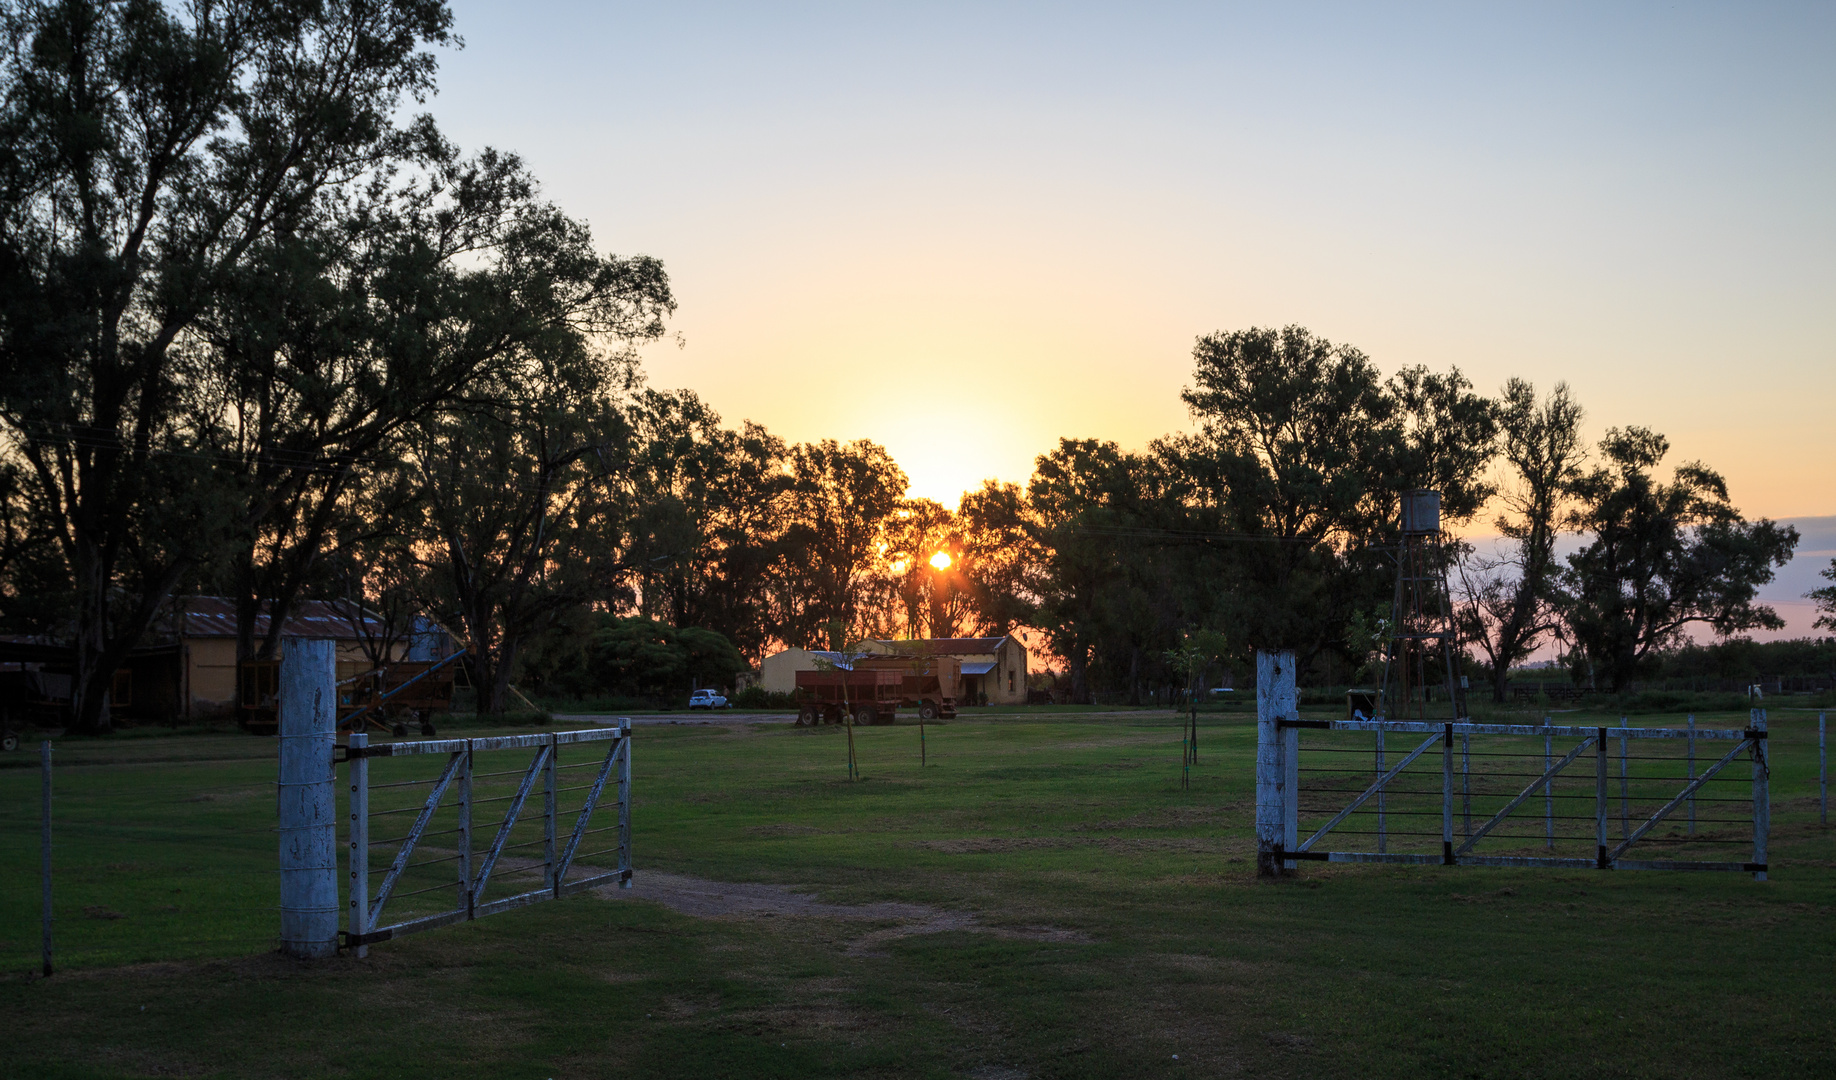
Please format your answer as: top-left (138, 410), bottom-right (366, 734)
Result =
top-left (184, 636), bottom-right (408, 713)
top-left (990, 637), bottom-right (1029, 705)
top-left (759, 648), bottom-right (827, 695)
top-left (187, 637), bottom-right (240, 709)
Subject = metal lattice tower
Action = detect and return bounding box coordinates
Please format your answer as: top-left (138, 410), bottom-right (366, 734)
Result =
top-left (1379, 490), bottom-right (1462, 722)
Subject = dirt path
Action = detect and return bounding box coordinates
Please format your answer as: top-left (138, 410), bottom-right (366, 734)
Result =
top-left (599, 871), bottom-right (1088, 955)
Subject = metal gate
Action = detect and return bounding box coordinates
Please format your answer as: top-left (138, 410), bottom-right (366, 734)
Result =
top-left (1256, 667), bottom-right (1769, 879)
top-left (339, 723), bottom-right (631, 950)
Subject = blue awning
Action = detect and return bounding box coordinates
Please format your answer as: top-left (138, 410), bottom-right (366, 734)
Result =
top-left (960, 661), bottom-right (996, 676)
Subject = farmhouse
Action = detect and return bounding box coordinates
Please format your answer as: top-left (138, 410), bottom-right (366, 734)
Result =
top-left (757, 635), bottom-right (1030, 705)
top-left (122, 598), bottom-right (450, 721)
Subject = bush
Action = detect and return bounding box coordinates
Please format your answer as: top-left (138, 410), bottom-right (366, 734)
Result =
top-left (731, 686), bottom-right (796, 709)
top-left (1613, 690), bottom-right (1751, 714)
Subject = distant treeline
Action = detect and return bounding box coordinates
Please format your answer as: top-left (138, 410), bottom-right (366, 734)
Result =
top-left (1647, 637), bottom-right (1836, 683)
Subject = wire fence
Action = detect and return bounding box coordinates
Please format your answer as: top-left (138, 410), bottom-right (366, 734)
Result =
top-left (0, 735), bottom-right (289, 973)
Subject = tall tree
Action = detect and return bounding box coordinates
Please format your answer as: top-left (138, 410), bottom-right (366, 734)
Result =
top-left (1026, 438), bottom-right (1159, 703)
top-left (956, 480), bottom-right (1040, 636)
top-left (1560, 426), bottom-right (1798, 692)
top-left (1169, 326), bottom-right (1394, 667)
top-left (1456, 380), bottom-right (1586, 702)
top-left (0, 0), bottom-right (457, 730)
top-left (882, 498), bottom-right (967, 639)
top-left (623, 389), bottom-right (792, 661)
top-left (1171, 326), bottom-right (1498, 677)
top-left (195, 148), bottom-right (671, 675)
top-left (415, 389), bottom-right (629, 716)
top-left (777, 438), bottom-right (906, 650)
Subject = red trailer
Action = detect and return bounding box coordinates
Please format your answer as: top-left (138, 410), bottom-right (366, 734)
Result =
top-left (853, 655), bottom-right (960, 719)
top-left (793, 668), bottom-right (901, 725)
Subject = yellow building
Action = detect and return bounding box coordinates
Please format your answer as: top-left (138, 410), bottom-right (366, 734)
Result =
top-left (166, 597), bottom-right (444, 719)
top-left (756, 648), bottom-right (855, 696)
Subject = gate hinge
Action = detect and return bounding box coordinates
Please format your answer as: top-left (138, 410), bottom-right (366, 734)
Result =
top-left (333, 743), bottom-right (391, 763)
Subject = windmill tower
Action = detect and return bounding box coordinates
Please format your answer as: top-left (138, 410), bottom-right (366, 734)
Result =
top-left (1379, 489), bottom-right (1463, 721)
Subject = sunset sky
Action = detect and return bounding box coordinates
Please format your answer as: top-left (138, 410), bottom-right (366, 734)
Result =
top-left (433, 2), bottom-right (1834, 632)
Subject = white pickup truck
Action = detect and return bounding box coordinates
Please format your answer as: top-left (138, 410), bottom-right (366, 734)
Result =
top-left (688, 689), bottom-right (729, 710)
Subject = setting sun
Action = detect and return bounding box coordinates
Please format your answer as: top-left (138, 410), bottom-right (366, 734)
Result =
top-left (928, 551), bottom-right (953, 571)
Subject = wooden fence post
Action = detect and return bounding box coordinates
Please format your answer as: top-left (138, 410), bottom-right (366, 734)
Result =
top-left (41, 740), bottom-right (52, 977)
top-left (1255, 650), bottom-right (1296, 876)
top-left (279, 637), bottom-right (338, 959)
top-left (347, 731), bottom-right (369, 959)
top-left (1752, 708), bottom-right (1769, 882)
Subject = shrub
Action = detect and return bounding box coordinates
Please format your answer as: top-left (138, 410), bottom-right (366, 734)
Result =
top-left (731, 686), bottom-right (796, 709)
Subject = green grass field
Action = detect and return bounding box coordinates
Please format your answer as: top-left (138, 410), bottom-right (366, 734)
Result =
top-left (3, 705), bottom-right (1832, 1079)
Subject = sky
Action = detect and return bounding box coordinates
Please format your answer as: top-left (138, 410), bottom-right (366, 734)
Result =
top-left (429, 1), bottom-right (1835, 635)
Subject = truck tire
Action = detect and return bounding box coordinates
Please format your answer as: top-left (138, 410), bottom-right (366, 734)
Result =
top-left (854, 705), bottom-right (876, 726)
top-left (797, 704), bottom-right (816, 725)
top-left (918, 702), bottom-right (936, 721)
top-left (2, 729), bottom-right (18, 753)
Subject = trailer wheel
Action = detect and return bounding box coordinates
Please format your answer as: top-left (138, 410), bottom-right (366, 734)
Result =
top-left (796, 705), bottom-right (815, 725)
top-left (918, 702), bottom-right (936, 721)
top-left (854, 705), bottom-right (876, 726)
top-left (420, 719), bottom-right (437, 736)
top-left (2, 729), bottom-right (18, 753)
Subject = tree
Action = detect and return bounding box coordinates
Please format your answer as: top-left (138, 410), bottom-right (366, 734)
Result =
top-left (412, 277), bottom-right (667, 715)
top-left (197, 148), bottom-right (668, 678)
top-left (1169, 326), bottom-right (1499, 683)
top-left (582, 616), bottom-right (744, 699)
top-left (1560, 426), bottom-right (1798, 692)
top-left (881, 498), bottom-right (968, 639)
top-left (777, 439), bottom-right (906, 650)
top-left (623, 390), bottom-right (792, 661)
top-left (0, 0), bottom-right (457, 730)
top-left (1456, 380), bottom-right (1585, 702)
top-left (956, 480), bottom-right (1039, 635)
top-left (1026, 438), bottom-right (1158, 703)
top-left (1811, 558), bottom-right (1836, 632)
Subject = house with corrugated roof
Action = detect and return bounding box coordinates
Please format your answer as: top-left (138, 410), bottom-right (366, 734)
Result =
top-left (857, 637), bottom-right (1029, 704)
top-left (154, 597), bottom-right (450, 720)
top-left (757, 636), bottom-right (1029, 705)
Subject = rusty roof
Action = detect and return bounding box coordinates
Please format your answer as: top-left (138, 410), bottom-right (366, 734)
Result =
top-left (167, 596), bottom-right (389, 640)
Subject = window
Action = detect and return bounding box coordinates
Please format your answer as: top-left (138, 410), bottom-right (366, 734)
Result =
top-left (1008, 670), bottom-right (1014, 693)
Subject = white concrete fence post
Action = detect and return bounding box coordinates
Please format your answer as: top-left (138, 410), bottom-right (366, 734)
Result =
top-left (1255, 649), bottom-right (1297, 876)
top-left (279, 637), bottom-right (339, 958)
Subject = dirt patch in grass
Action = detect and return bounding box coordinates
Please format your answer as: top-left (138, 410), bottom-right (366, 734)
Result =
top-left (602, 871), bottom-right (1091, 955)
top-left (909, 835), bottom-right (1232, 856)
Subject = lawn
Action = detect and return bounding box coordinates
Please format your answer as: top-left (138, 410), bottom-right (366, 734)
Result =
top-left (2, 704), bottom-right (1832, 1079)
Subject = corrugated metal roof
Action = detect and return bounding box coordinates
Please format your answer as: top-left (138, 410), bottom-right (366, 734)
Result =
top-left (873, 637), bottom-right (1011, 656)
top-left (960, 661), bottom-right (997, 675)
top-left (169, 596), bottom-right (389, 640)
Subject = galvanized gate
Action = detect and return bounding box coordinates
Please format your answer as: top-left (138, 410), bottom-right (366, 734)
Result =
top-left (1254, 656), bottom-right (1769, 879)
top-left (339, 723), bottom-right (631, 950)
